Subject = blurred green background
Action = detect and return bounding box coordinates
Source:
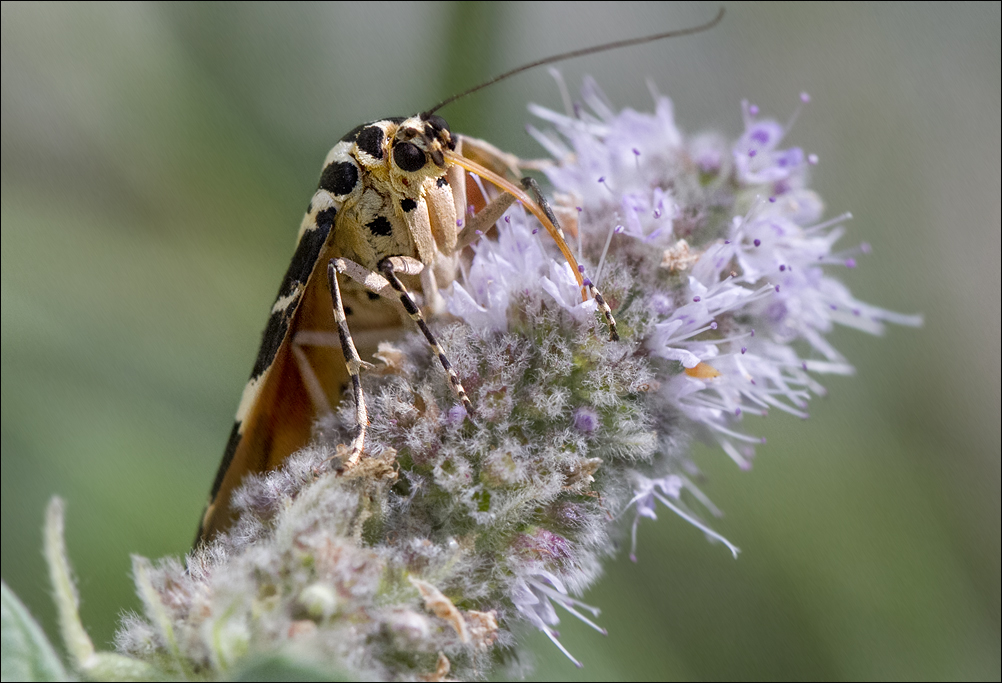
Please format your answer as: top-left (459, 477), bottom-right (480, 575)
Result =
top-left (2, 2), bottom-right (998, 679)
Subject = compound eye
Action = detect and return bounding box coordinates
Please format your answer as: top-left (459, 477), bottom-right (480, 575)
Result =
top-left (393, 141), bottom-right (426, 173)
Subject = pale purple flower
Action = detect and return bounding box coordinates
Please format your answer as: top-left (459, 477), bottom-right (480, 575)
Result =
top-left (539, 260), bottom-right (599, 323)
top-left (511, 571), bottom-right (606, 668)
top-left (624, 474), bottom-right (738, 562)
top-left (447, 206), bottom-right (550, 331)
top-left (733, 99), bottom-right (808, 187)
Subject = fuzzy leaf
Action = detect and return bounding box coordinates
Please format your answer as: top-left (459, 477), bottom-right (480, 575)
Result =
top-left (231, 655), bottom-right (353, 682)
top-left (1, 580), bottom-right (70, 682)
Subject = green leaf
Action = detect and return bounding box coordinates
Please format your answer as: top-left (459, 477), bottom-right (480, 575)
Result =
top-left (230, 655), bottom-right (352, 682)
top-left (1, 580), bottom-right (70, 682)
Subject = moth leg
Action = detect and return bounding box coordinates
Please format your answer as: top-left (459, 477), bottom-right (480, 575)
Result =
top-left (420, 266), bottom-right (446, 317)
top-left (378, 257), bottom-right (474, 416)
top-left (447, 137), bottom-right (468, 229)
top-left (520, 177), bottom-right (620, 342)
top-left (327, 261), bottom-right (369, 468)
top-left (331, 257), bottom-right (398, 298)
top-left (291, 333), bottom-right (334, 418)
top-left (455, 190), bottom-right (518, 251)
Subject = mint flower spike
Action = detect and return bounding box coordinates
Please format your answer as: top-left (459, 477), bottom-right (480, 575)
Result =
top-left (86, 77), bottom-right (920, 680)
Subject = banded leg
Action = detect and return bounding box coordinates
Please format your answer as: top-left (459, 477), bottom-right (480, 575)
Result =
top-left (520, 177), bottom-right (620, 342)
top-left (377, 257), bottom-right (474, 416)
top-left (327, 261), bottom-right (369, 468)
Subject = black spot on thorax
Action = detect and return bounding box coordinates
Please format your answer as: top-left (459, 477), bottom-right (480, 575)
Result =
top-left (319, 161), bottom-right (358, 197)
top-left (436, 176), bottom-right (449, 188)
top-left (366, 215), bottom-right (393, 237)
top-left (366, 291), bottom-right (381, 300)
top-left (400, 197), bottom-right (417, 212)
top-left (355, 126), bottom-right (384, 159)
top-left (340, 124), bottom-right (366, 142)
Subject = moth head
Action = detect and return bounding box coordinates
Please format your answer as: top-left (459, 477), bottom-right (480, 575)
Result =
top-left (388, 114), bottom-right (455, 184)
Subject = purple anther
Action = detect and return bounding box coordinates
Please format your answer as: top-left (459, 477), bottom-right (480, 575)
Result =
top-left (532, 228), bottom-right (539, 234)
top-left (751, 129), bottom-right (770, 144)
top-left (576, 206), bottom-right (583, 212)
top-left (748, 149), bottom-right (758, 158)
top-left (741, 347), bottom-right (747, 354)
top-left (504, 215), bottom-right (510, 223)
top-left (692, 296), bottom-right (701, 302)
top-left (615, 225), bottom-right (624, 234)
top-left (749, 104), bottom-right (759, 116)
top-left (724, 240), bottom-right (731, 245)
top-left (802, 361), bottom-right (808, 370)
top-left (456, 219), bottom-right (464, 227)
top-left (710, 321), bottom-right (718, 330)
top-left (861, 242), bottom-right (872, 254)
top-left (582, 278), bottom-right (592, 287)
top-left (750, 329), bottom-right (756, 336)
top-left (769, 196), bottom-right (777, 203)
top-left (735, 408), bottom-right (742, 416)
top-left (753, 239), bottom-right (761, 247)
top-left (775, 285), bottom-right (781, 292)
top-left (597, 176), bottom-right (605, 183)
top-left (475, 230), bottom-right (483, 236)
top-left (779, 265), bottom-right (786, 271)
top-left (578, 265), bottom-right (585, 273)
top-left (632, 148), bottom-right (641, 156)
top-left (845, 258), bottom-right (857, 268)
top-left (800, 92), bottom-right (811, 103)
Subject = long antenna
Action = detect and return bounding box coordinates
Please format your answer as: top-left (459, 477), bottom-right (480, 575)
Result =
top-left (423, 7), bottom-right (724, 117)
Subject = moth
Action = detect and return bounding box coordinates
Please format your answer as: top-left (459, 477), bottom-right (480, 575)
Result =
top-left (196, 10), bottom-right (724, 544)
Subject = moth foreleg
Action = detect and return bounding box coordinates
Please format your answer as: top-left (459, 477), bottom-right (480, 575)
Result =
top-left (377, 257), bottom-right (473, 417)
top-left (455, 191), bottom-right (518, 250)
top-left (520, 177), bottom-right (620, 342)
top-left (327, 261), bottom-right (369, 468)
top-left (331, 258), bottom-right (398, 298)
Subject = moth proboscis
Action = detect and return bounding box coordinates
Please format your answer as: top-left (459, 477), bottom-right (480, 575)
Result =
top-left (196, 9), bottom-right (725, 544)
